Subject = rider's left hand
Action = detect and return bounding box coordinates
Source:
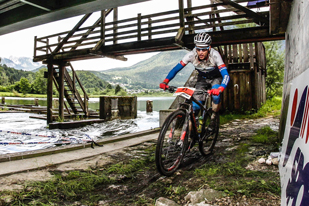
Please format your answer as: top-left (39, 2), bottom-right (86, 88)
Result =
top-left (209, 86), bottom-right (224, 96)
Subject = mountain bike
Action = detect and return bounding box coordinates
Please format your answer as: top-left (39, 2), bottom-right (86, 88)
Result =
top-left (155, 85), bottom-right (219, 176)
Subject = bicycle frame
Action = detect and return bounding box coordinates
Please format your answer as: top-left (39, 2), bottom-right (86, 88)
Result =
top-left (177, 91), bottom-right (212, 144)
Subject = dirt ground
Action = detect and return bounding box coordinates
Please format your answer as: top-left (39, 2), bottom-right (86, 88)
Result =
top-left (0, 116), bottom-right (281, 206)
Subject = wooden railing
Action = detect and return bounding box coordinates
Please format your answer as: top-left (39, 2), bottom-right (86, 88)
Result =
top-left (64, 65), bottom-right (89, 115)
top-left (33, 0), bottom-right (269, 59)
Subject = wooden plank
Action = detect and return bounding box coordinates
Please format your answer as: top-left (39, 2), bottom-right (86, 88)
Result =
top-left (233, 73), bottom-right (240, 111)
top-left (228, 45), bottom-right (232, 64)
top-left (233, 44), bottom-right (237, 63)
top-left (245, 71), bottom-right (252, 111)
top-left (239, 72), bottom-right (245, 110)
top-left (47, 64), bottom-right (54, 124)
top-left (228, 69), bottom-right (234, 111)
top-left (249, 43), bottom-right (254, 70)
top-left (243, 43), bottom-right (248, 62)
top-left (255, 42), bottom-right (259, 72)
top-left (59, 64), bottom-right (65, 120)
top-left (178, 0), bottom-right (185, 28)
top-left (224, 45), bottom-right (228, 65)
top-left (137, 13), bottom-right (142, 41)
top-left (238, 44), bottom-right (243, 63)
top-left (222, 0), bottom-right (269, 26)
top-left (113, 7), bottom-right (118, 44)
top-left (148, 18), bottom-right (152, 40)
top-left (53, 13), bottom-right (92, 54)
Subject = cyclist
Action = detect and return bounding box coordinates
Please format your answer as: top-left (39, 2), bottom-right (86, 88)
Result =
top-left (159, 32), bottom-right (229, 129)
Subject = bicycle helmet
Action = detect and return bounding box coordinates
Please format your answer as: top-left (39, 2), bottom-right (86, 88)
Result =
top-left (194, 32), bottom-right (212, 48)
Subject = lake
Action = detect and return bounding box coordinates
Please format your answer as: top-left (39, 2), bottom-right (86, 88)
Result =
top-left (0, 96), bottom-right (175, 154)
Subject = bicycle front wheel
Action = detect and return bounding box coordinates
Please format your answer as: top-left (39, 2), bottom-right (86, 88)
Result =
top-left (199, 111), bottom-right (219, 156)
top-left (155, 109), bottom-right (188, 176)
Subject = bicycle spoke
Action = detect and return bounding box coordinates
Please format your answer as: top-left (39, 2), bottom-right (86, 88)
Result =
top-left (156, 109), bottom-right (188, 176)
top-left (198, 112), bottom-right (219, 156)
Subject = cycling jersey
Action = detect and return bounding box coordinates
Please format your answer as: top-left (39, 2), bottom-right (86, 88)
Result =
top-left (165, 48), bottom-right (229, 89)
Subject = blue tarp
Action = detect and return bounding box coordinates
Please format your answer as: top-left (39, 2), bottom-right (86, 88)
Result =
top-left (247, 0), bottom-right (267, 7)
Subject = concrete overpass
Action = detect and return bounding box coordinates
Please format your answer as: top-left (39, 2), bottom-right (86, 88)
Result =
top-left (0, 0), bottom-right (149, 35)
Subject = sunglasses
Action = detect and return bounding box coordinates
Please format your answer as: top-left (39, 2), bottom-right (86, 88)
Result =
top-left (195, 46), bottom-right (209, 52)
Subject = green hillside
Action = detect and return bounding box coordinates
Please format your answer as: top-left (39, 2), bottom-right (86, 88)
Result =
top-left (91, 50), bottom-right (195, 89)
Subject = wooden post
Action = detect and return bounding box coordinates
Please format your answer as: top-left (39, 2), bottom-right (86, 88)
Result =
top-left (113, 7), bottom-right (118, 44)
top-left (34, 36), bottom-right (37, 57)
top-left (1, 97), bottom-right (5, 104)
top-left (148, 18), bottom-right (152, 40)
top-left (138, 13), bottom-right (142, 41)
top-left (101, 10), bottom-right (106, 42)
top-left (34, 98), bottom-right (38, 106)
top-left (146, 100), bottom-right (153, 113)
top-left (47, 63), bottom-right (54, 124)
top-left (178, 0), bottom-right (185, 28)
top-left (59, 63), bottom-right (65, 121)
top-left (186, 0), bottom-right (194, 34)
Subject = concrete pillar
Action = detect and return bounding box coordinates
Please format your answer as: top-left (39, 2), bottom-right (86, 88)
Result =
top-left (146, 100), bottom-right (153, 113)
top-left (100, 96), bottom-right (112, 120)
top-left (159, 109), bottom-right (177, 127)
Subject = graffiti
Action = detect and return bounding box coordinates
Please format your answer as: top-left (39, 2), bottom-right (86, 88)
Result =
top-left (281, 85), bottom-right (309, 205)
top-left (285, 148), bottom-right (309, 206)
top-left (283, 86), bottom-right (308, 167)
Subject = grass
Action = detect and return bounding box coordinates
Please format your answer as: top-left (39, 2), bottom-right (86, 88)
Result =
top-left (220, 96), bottom-right (282, 125)
top-left (0, 97), bottom-right (282, 205)
top-left (194, 151), bottom-right (280, 197)
top-left (0, 91), bottom-right (47, 98)
top-left (251, 126), bottom-right (279, 144)
top-left (0, 145), bottom-right (157, 205)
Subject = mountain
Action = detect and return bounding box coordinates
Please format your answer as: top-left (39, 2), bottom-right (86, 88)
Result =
top-left (90, 50), bottom-right (195, 89)
top-left (0, 56), bottom-right (43, 71)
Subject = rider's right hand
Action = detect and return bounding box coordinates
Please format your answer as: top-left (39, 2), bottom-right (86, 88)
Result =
top-left (160, 79), bottom-right (169, 90)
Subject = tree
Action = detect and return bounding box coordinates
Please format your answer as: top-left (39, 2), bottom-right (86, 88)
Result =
top-left (106, 84), bottom-right (112, 89)
top-left (115, 84), bottom-right (121, 94)
top-left (32, 68), bottom-right (47, 94)
top-left (264, 41), bottom-right (285, 99)
top-left (0, 71), bottom-right (9, 86)
top-left (19, 77), bottom-right (31, 95)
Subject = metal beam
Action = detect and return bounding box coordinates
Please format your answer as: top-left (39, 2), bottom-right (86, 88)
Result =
top-left (19, 0), bottom-right (51, 11)
top-left (0, 0), bottom-right (150, 35)
top-left (222, 0), bottom-right (269, 26)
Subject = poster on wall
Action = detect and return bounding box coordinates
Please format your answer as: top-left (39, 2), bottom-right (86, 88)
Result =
top-left (279, 69), bottom-right (309, 206)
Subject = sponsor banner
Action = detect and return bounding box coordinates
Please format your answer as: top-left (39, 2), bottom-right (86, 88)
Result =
top-left (279, 69), bottom-right (309, 206)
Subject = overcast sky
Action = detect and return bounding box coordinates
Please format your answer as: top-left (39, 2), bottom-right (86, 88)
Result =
top-left (0, 0), bottom-right (209, 71)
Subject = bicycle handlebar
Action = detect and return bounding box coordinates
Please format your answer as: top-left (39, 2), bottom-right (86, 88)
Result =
top-left (166, 85), bottom-right (212, 95)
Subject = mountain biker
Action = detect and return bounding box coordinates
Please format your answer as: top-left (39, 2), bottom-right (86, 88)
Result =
top-left (159, 32), bottom-right (229, 129)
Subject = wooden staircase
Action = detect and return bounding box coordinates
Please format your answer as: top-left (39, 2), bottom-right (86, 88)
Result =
top-left (52, 63), bottom-right (89, 117)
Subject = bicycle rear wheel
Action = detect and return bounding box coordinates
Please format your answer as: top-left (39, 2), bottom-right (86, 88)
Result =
top-left (199, 110), bottom-right (219, 156)
top-left (155, 109), bottom-right (188, 176)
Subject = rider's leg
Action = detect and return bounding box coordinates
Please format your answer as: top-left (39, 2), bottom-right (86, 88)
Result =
top-left (210, 84), bottom-right (221, 130)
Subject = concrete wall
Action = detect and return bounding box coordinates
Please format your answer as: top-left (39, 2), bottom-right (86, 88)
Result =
top-left (99, 96), bottom-right (137, 121)
top-left (279, 1), bottom-right (309, 205)
top-left (283, 0), bottom-right (309, 100)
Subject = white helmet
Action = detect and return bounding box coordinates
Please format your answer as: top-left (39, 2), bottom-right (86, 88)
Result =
top-left (194, 32), bottom-right (212, 48)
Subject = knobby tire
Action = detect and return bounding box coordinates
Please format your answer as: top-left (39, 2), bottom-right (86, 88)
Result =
top-left (155, 109), bottom-right (188, 176)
